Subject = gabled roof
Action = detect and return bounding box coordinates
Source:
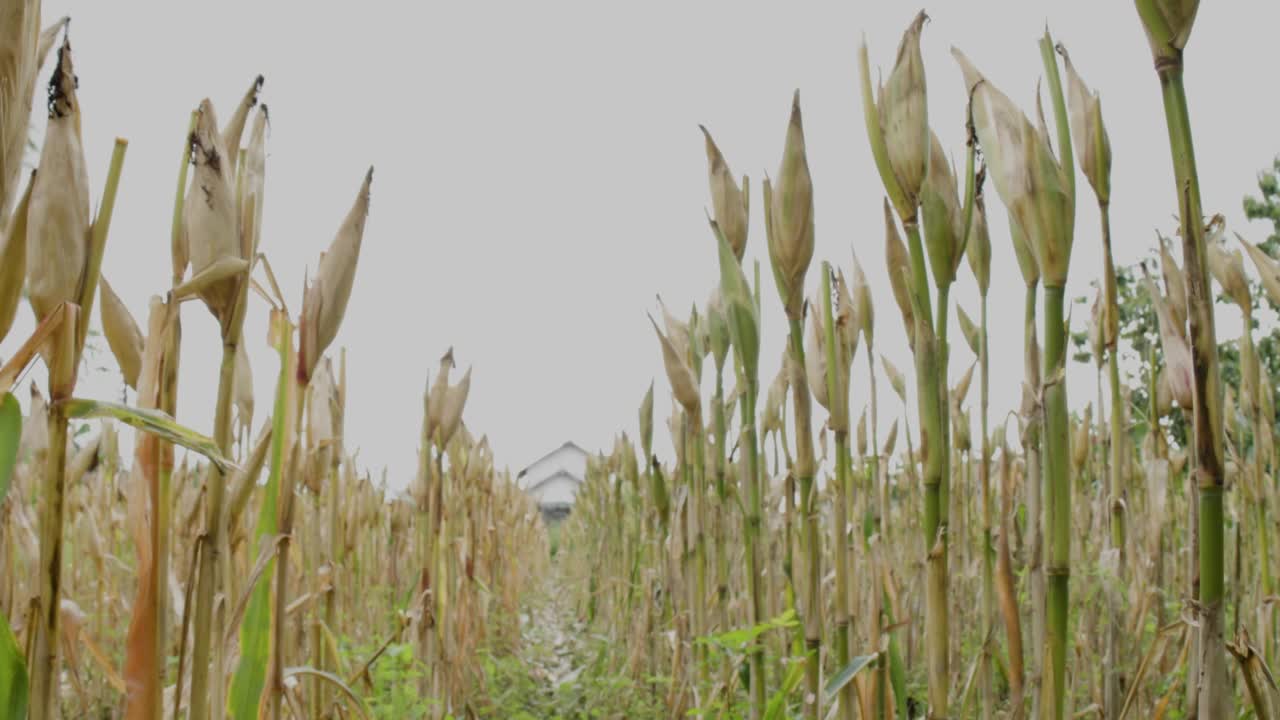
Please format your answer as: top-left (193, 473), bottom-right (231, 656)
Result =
top-left (526, 469), bottom-right (584, 495)
top-left (516, 441), bottom-right (588, 479)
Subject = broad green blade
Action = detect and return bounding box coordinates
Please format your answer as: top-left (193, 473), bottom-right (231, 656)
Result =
top-left (0, 393), bottom-right (20, 505)
top-left (62, 398), bottom-right (234, 473)
top-left (823, 653), bottom-right (878, 703)
top-left (0, 608), bottom-right (28, 720)
top-left (228, 325), bottom-right (290, 719)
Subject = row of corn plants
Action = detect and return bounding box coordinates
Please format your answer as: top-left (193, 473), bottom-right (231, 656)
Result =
top-left (0, 7), bottom-right (548, 719)
top-left (558, 2), bottom-right (1280, 718)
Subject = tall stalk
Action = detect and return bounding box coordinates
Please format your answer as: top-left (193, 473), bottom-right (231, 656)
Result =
top-left (188, 149), bottom-right (257, 720)
top-left (1136, 2), bottom-right (1230, 713)
top-left (786, 318), bottom-right (821, 720)
top-left (1042, 285), bottom-right (1071, 720)
top-left (1022, 282), bottom-right (1044, 720)
top-left (819, 265), bottom-right (856, 720)
top-left (29, 137), bottom-right (127, 720)
top-left (903, 217), bottom-right (950, 718)
top-left (29, 314), bottom-right (73, 720)
top-left (1101, 204), bottom-right (1126, 720)
top-left (978, 294), bottom-right (993, 720)
top-left (740, 375), bottom-right (765, 716)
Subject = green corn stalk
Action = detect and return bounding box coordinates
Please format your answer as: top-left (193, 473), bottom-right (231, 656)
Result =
top-left (1135, 2), bottom-right (1230, 715)
top-left (819, 264), bottom-right (856, 720)
top-left (713, 226), bottom-right (763, 718)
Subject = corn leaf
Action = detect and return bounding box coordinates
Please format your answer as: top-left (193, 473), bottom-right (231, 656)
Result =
top-left (228, 319), bottom-right (290, 719)
top-left (0, 608), bottom-right (26, 720)
top-left (823, 653), bottom-right (878, 703)
top-left (0, 393), bottom-right (19, 505)
top-left (61, 398), bottom-right (234, 473)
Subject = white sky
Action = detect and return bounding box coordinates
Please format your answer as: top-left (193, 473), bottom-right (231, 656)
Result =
top-left (8, 1), bottom-right (1280, 488)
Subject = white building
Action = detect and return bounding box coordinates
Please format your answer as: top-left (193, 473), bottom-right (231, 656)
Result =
top-left (518, 441), bottom-right (587, 523)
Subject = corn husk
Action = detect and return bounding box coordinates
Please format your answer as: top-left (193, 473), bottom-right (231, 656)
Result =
top-left (650, 313), bottom-right (700, 415)
top-left (99, 277), bottom-right (144, 390)
top-left (221, 75), bottom-right (263, 176)
top-left (437, 367), bottom-right (471, 450)
top-left (850, 251), bottom-right (874, 348)
top-left (182, 98), bottom-right (241, 323)
top-left (0, 170), bottom-right (34, 341)
top-left (1137, 0), bottom-right (1200, 57)
top-left (1204, 217), bottom-right (1250, 313)
top-left (425, 348), bottom-right (455, 445)
top-left (1060, 46), bottom-right (1111, 205)
top-left (639, 381), bottom-right (654, 454)
top-left (878, 10), bottom-right (930, 205)
top-left (764, 92), bottom-right (814, 320)
top-left (1158, 237), bottom-right (1188, 331)
top-left (761, 362), bottom-right (788, 436)
top-left (1237, 233), bottom-right (1280, 309)
top-left (883, 419), bottom-right (899, 457)
top-left (1, 7), bottom-right (67, 223)
top-left (307, 358), bottom-right (337, 447)
top-left (805, 301), bottom-right (829, 411)
top-left (1088, 289), bottom-right (1106, 369)
top-left (954, 48), bottom-right (1073, 286)
top-left (657, 296), bottom-right (691, 366)
top-left (920, 130), bottom-right (963, 287)
top-left (299, 167), bottom-right (373, 383)
top-left (1146, 274), bottom-right (1193, 409)
top-left (834, 269), bottom-right (859, 362)
top-left (27, 37), bottom-right (90, 324)
top-left (956, 305), bottom-right (980, 357)
top-left (700, 126), bottom-right (747, 261)
top-left (881, 354), bottom-right (907, 403)
top-left (704, 289), bottom-right (730, 370)
top-left (239, 105), bottom-right (268, 259)
top-left (967, 195), bottom-right (992, 296)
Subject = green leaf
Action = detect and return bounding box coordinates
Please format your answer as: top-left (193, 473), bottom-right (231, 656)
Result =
top-left (763, 653), bottom-right (808, 720)
top-left (228, 327), bottom-right (290, 719)
top-left (0, 608), bottom-right (28, 720)
top-left (822, 653), bottom-right (878, 704)
top-left (62, 398), bottom-right (235, 473)
top-left (0, 393), bottom-right (20, 506)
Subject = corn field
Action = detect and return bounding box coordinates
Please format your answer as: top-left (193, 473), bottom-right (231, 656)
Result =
top-left (3, 1), bottom-right (1280, 719)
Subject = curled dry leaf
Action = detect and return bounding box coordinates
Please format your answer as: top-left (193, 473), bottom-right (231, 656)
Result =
top-left (99, 277), bottom-right (143, 390)
top-left (299, 167), bottom-right (373, 383)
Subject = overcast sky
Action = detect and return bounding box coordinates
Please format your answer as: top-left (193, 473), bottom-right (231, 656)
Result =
top-left (9, 1), bottom-right (1280, 488)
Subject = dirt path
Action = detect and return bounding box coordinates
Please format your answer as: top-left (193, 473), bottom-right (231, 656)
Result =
top-left (516, 567), bottom-right (584, 700)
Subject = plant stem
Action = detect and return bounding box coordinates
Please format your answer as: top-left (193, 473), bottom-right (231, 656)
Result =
top-left (902, 218), bottom-right (949, 718)
top-left (820, 266), bottom-right (856, 720)
top-left (1100, 202), bottom-right (1126, 719)
top-left (1155, 56), bottom-right (1230, 719)
top-left (738, 380), bottom-right (766, 719)
top-left (29, 390), bottom-right (69, 720)
top-left (979, 293), bottom-right (993, 720)
top-left (1022, 281), bottom-right (1044, 720)
top-left (786, 316), bottom-right (821, 720)
top-left (1043, 285), bottom-right (1070, 720)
